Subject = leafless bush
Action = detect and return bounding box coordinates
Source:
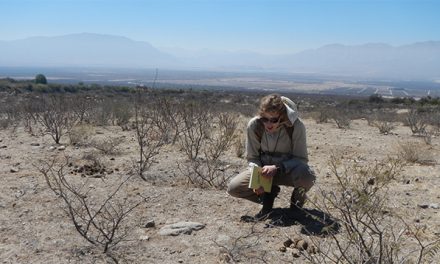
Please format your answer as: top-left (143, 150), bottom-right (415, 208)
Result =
top-left (149, 96), bottom-right (183, 144)
top-left (133, 93), bottom-right (166, 179)
top-left (215, 223), bottom-right (268, 263)
top-left (0, 117), bottom-right (13, 130)
top-left (69, 124), bottom-right (95, 146)
top-left (428, 110), bottom-right (440, 135)
top-left (21, 96), bottom-right (43, 135)
top-left (303, 155), bottom-right (439, 263)
top-left (90, 137), bottom-right (123, 155)
top-left (70, 95), bottom-right (94, 124)
top-left (396, 141), bottom-right (433, 164)
top-left (312, 106), bottom-right (331, 124)
top-left (330, 109), bottom-right (352, 129)
top-left (405, 108), bottom-right (429, 135)
top-left (178, 101), bottom-right (212, 161)
top-left (233, 132), bottom-right (245, 158)
top-left (178, 112), bottom-right (239, 189)
top-left (89, 97), bottom-right (113, 126)
top-left (369, 110), bottom-right (397, 134)
top-left (37, 157), bottom-right (142, 255)
top-left (37, 95), bottom-right (78, 144)
top-left (0, 96), bottom-right (20, 130)
top-left (111, 98), bottom-right (133, 130)
top-left (420, 129), bottom-right (434, 145)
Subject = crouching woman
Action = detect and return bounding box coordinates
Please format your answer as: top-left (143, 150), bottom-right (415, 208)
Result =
top-left (227, 94), bottom-right (316, 219)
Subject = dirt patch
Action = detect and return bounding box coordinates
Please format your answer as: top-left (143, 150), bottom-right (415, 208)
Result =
top-left (1, 118), bottom-right (439, 263)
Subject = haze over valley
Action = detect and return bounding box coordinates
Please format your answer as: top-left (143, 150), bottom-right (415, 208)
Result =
top-left (1, 33), bottom-right (440, 81)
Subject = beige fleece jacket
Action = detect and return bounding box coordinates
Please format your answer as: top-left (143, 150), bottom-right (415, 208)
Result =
top-left (245, 116), bottom-right (309, 174)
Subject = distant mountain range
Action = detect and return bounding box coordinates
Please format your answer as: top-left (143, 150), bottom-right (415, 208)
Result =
top-left (0, 33), bottom-right (439, 80)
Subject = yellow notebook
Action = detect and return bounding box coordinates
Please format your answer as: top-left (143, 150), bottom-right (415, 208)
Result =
top-left (248, 165), bottom-right (273, 193)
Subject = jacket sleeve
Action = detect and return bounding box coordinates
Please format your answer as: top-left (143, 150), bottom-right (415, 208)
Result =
top-left (282, 119), bottom-right (308, 173)
top-left (245, 117), bottom-right (262, 167)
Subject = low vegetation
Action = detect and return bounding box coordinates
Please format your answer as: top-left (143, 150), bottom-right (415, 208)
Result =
top-left (1, 77), bottom-right (439, 262)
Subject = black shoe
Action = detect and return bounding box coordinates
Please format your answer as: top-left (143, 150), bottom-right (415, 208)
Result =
top-left (256, 185), bottom-right (281, 220)
top-left (290, 187), bottom-right (306, 209)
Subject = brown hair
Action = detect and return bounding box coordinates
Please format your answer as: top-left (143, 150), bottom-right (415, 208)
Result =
top-left (258, 94), bottom-right (288, 122)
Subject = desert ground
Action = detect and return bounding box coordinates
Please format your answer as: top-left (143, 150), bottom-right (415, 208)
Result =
top-left (0, 94), bottom-right (439, 263)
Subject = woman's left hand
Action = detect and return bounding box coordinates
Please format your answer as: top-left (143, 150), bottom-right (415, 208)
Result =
top-left (261, 165), bottom-right (277, 178)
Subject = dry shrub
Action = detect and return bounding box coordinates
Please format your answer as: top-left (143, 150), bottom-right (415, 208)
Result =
top-left (178, 110), bottom-right (239, 189)
top-left (215, 224), bottom-right (267, 263)
top-left (405, 108), bottom-right (429, 135)
top-left (234, 132), bottom-right (245, 158)
top-left (37, 157), bottom-right (142, 257)
top-left (311, 106), bottom-right (331, 124)
top-left (90, 137), bottom-right (123, 155)
top-left (69, 124), bottom-right (95, 146)
top-left (178, 100), bottom-right (212, 160)
top-left (304, 155), bottom-right (439, 263)
top-left (329, 108), bottom-right (352, 129)
top-left (37, 95), bottom-right (79, 144)
top-left (149, 96), bottom-right (183, 144)
top-left (133, 101), bottom-right (166, 179)
top-left (0, 117), bottom-right (13, 130)
top-left (396, 141), bottom-right (433, 165)
top-left (368, 110), bottom-right (397, 134)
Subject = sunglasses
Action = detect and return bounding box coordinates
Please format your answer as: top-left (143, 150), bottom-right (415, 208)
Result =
top-left (260, 116), bottom-right (280, 124)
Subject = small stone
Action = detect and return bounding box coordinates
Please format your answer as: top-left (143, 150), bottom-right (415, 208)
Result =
top-left (145, 220), bottom-right (155, 228)
top-left (178, 259), bottom-right (183, 263)
top-left (57, 146), bottom-right (66, 151)
top-left (291, 248), bottom-right (301, 258)
top-left (429, 203), bottom-right (439, 209)
top-left (48, 146), bottom-right (56, 151)
top-left (110, 157), bottom-right (115, 161)
top-left (10, 167), bottom-right (19, 173)
top-left (296, 240), bottom-right (308, 251)
top-left (279, 246), bottom-right (287, 252)
top-left (307, 245), bottom-right (318, 254)
top-left (30, 143), bottom-right (40, 146)
top-left (283, 238), bottom-right (293, 247)
top-left (367, 178), bottom-right (375, 185)
top-left (418, 204), bottom-right (429, 209)
top-left (405, 180), bottom-right (411, 184)
top-left (0, 145), bottom-right (7, 149)
top-left (139, 235), bottom-right (149, 241)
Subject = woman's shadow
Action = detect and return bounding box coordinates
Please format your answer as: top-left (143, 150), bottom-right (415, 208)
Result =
top-left (271, 207), bottom-right (340, 236)
top-left (241, 207), bottom-right (340, 237)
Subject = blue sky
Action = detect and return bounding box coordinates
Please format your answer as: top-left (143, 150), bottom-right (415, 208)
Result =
top-left (1, 0), bottom-right (439, 54)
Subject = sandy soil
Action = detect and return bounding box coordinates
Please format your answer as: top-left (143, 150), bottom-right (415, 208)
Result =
top-left (1, 117), bottom-right (439, 263)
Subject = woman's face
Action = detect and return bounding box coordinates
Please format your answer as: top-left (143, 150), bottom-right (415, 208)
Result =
top-left (260, 111), bottom-right (281, 133)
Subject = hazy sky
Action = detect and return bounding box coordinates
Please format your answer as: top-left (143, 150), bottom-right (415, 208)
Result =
top-left (1, 0), bottom-right (439, 54)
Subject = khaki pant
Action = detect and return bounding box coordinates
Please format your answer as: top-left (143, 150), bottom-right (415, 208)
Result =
top-left (227, 160), bottom-right (315, 204)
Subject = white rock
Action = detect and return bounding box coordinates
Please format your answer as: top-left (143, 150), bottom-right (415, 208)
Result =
top-left (429, 203), bottom-right (439, 209)
top-left (10, 167), bottom-right (19, 173)
top-left (57, 146), bottom-right (66, 151)
top-left (158, 221), bottom-right (205, 236)
top-left (139, 235), bottom-right (150, 241)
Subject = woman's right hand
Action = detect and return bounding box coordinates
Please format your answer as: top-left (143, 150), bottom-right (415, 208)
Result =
top-left (261, 165), bottom-right (277, 178)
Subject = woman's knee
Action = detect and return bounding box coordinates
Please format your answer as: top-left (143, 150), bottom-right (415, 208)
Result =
top-left (294, 164), bottom-right (316, 190)
top-left (227, 173), bottom-right (248, 197)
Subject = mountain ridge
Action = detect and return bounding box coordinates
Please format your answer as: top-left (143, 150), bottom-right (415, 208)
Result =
top-left (0, 33), bottom-right (439, 80)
